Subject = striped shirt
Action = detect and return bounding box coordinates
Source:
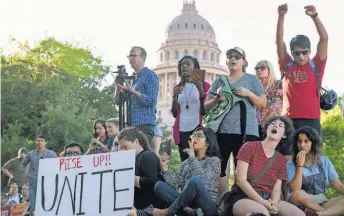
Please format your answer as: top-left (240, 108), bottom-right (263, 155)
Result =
top-left (130, 67), bottom-right (159, 126)
top-left (236, 141), bottom-right (287, 194)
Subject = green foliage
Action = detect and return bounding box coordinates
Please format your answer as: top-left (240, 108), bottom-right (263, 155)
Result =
top-left (1, 37), bottom-right (117, 164)
top-left (321, 100), bottom-right (344, 198)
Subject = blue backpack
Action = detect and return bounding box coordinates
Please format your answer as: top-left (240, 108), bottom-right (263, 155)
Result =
top-left (281, 59), bottom-right (338, 110)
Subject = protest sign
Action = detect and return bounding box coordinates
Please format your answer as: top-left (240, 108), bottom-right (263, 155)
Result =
top-left (11, 202), bottom-right (30, 216)
top-left (35, 150), bottom-right (136, 216)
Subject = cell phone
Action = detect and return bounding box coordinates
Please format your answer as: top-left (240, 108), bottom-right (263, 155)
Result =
top-left (190, 69), bottom-right (205, 81)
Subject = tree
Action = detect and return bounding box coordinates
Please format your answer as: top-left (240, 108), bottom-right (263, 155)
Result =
top-left (1, 37), bottom-right (117, 164)
top-left (322, 97), bottom-right (344, 198)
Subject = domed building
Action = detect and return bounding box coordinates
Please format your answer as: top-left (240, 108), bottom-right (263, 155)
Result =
top-left (153, 0), bottom-right (227, 126)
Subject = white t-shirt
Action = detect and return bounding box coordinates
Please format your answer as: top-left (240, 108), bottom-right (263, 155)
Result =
top-left (178, 83), bottom-right (200, 132)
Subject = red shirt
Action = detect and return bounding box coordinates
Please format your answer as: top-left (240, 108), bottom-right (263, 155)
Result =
top-left (279, 54), bottom-right (326, 119)
top-left (236, 141), bottom-right (287, 194)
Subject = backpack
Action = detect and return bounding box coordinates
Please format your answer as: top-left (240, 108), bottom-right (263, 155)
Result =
top-left (281, 59), bottom-right (338, 110)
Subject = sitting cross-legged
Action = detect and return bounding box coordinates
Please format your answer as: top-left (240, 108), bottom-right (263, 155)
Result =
top-left (148, 127), bottom-right (221, 216)
top-left (226, 116), bottom-right (305, 216)
top-left (287, 126), bottom-right (344, 216)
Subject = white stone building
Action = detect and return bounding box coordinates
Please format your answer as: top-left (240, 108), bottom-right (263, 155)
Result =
top-left (153, 0), bottom-right (228, 126)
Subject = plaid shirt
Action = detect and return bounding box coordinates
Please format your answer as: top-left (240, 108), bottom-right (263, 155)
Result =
top-left (21, 148), bottom-right (57, 183)
top-left (130, 67), bottom-right (159, 126)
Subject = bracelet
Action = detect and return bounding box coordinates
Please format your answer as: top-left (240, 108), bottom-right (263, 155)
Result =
top-left (297, 166), bottom-right (303, 168)
top-left (311, 13), bottom-right (318, 19)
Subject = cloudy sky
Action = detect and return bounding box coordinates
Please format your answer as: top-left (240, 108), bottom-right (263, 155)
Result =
top-left (1, 0), bottom-right (343, 94)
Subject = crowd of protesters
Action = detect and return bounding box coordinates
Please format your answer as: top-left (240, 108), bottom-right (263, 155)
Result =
top-left (2, 4), bottom-right (343, 216)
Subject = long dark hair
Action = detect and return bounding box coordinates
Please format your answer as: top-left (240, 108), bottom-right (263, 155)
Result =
top-left (193, 127), bottom-right (221, 159)
top-left (262, 116), bottom-right (295, 155)
top-left (117, 127), bottom-right (151, 150)
top-left (292, 126), bottom-right (323, 165)
top-left (177, 56), bottom-right (201, 86)
top-left (93, 119), bottom-right (108, 138)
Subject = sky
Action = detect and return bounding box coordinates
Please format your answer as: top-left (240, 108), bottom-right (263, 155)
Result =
top-left (0, 0), bottom-right (343, 94)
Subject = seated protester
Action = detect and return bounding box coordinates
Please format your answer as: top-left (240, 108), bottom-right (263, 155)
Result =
top-left (106, 118), bottom-right (120, 147)
top-left (85, 119), bottom-right (114, 154)
top-left (6, 183), bottom-right (23, 206)
top-left (287, 126), bottom-right (344, 216)
top-left (227, 116), bottom-right (304, 216)
top-left (149, 127), bottom-right (221, 216)
top-left (117, 128), bottom-right (162, 214)
top-left (64, 142), bottom-right (84, 157)
top-left (1, 193), bottom-right (12, 216)
top-left (21, 184), bottom-right (30, 216)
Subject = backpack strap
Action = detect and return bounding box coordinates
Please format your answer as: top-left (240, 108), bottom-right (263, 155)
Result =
top-left (308, 59), bottom-right (321, 97)
top-left (281, 60), bottom-right (294, 80)
top-left (249, 151), bottom-right (279, 185)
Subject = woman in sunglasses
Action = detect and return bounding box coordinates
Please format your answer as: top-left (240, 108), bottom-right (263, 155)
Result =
top-left (148, 127), bottom-right (221, 216)
top-left (205, 47), bottom-right (266, 194)
top-left (255, 60), bottom-right (283, 141)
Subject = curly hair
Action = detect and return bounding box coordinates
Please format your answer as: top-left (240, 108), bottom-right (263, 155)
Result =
top-left (292, 126), bottom-right (323, 165)
top-left (262, 116), bottom-right (295, 155)
top-left (117, 127), bottom-right (151, 151)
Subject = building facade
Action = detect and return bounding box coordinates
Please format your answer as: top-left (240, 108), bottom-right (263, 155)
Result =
top-left (153, 0), bottom-right (227, 126)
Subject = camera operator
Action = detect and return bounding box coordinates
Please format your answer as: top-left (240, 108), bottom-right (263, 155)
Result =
top-left (116, 46), bottom-right (159, 147)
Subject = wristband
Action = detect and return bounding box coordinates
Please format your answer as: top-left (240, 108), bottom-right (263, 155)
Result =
top-left (311, 13), bottom-right (318, 19)
top-left (297, 166), bottom-right (303, 168)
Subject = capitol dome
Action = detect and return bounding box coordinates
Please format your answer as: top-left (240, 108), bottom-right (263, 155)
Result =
top-left (153, 0), bottom-right (227, 126)
top-left (166, 1), bottom-right (216, 43)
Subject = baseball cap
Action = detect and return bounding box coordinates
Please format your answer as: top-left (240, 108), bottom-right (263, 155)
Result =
top-left (226, 47), bottom-right (246, 60)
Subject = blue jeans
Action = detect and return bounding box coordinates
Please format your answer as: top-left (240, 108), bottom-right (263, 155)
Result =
top-left (154, 176), bottom-right (217, 216)
top-left (29, 181), bottom-right (37, 211)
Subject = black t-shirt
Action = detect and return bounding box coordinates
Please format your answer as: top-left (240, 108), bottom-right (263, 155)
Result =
top-left (134, 150), bottom-right (161, 209)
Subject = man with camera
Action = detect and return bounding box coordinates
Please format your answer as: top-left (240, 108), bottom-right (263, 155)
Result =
top-left (116, 46), bottom-right (159, 146)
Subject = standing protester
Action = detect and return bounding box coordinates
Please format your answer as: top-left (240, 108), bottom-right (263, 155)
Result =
top-left (21, 135), bottom-right (57, 216)
top-left (171, 56), bottom-right (210, 162)
top-left (116, 46), bottom-right (159, 147)
top-left (276, 4), bottom-right (328, 136)
top-left (205, 47), bottom-right (266, 194)
top-left (2, 148), bottom-right (28, 193)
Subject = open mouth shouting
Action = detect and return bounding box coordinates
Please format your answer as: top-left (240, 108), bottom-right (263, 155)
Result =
top-left (271, 128), bottom-right (278, 134)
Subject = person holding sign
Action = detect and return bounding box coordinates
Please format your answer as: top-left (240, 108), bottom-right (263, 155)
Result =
top-left (171, 56), bottom-right (210, 162)
top-left (117, 128), bottom-right (162, 215)
top-left (148, 127), bottom-right (221, 216)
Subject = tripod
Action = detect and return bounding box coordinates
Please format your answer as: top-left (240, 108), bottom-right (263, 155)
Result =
top-left (117, 91), bottom-right (131, 131)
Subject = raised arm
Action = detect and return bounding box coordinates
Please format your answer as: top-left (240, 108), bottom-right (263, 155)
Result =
top-left (276, 4), bottom-right (289, 61)
top-left (305, 5), bottom-right (328, 61)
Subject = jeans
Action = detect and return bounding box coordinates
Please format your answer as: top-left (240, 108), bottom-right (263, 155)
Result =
top-left (136, 124), bottom-right (154, 149)
top-left (29, 181), bottom-right (37, 211)
top-left (154, 176), bottom-right (217, 216)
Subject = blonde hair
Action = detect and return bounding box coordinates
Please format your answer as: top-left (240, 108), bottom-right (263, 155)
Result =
top-left (255, 60), bottom-right (277, 89)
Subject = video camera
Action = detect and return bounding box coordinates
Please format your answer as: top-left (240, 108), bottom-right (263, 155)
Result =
top-left (112, 65), bottom-right (135, 85)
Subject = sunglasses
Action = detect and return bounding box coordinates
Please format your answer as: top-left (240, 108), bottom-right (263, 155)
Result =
top-left (254, 66), bottom-right (267, 71)
top-left (292, 50), bottom-right (309, 56)
top-left (227, 54), bottom-right (242, 60)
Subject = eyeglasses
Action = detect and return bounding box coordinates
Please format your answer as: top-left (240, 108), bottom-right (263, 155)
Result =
top-left (190, 132), bottom-right (206, 139)
top-left (292, 50), bottom-right (309, 56)
top-left (127, 54), bottom-right (140, 59)
top-left (227, 54), bottom-right (242, 60)
top-left (254, 66), bottom-right (267, 71)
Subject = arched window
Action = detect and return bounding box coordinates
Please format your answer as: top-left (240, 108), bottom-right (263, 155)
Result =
top-left (160, 52), bottom-right (163, 62)
top-left (202, 51), bottom-right (207, 60)
top-left (184, 49), bottom-right (188, 56)
top-left (193, 50), bottom-right (198, 59)
top-left (165, 51), bottom-right (170, 61)
top-left (211, 52), bottom-right (215, 61)
top-left (216, 54), bottom-right (220, 63)
top-left (174, 50), bottom-right (179, 60)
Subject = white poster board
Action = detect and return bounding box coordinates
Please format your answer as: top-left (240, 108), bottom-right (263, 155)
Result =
top-left (35, 150), bottom-right (136, 216)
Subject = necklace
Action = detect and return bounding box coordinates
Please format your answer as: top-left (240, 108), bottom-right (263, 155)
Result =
top-left (184, 84), bottom-right (194, 110)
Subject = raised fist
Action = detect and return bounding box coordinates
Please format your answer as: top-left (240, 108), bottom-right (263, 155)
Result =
top-left (305, 5), bottom-right (317, 17)
top-left (278, 4), bottom-right (288, 16)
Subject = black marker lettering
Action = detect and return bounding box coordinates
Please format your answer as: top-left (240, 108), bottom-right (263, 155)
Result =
top-left (41, 174), bottom-right (59, 211)
top-left (92, 169), bottom-right (112, 214)
top-left (55, 175), bottom-right (78, 215)
top-left (113, 168), bottom-right (133, 211)
top-left (77, 172), bottom-right (87, 216)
